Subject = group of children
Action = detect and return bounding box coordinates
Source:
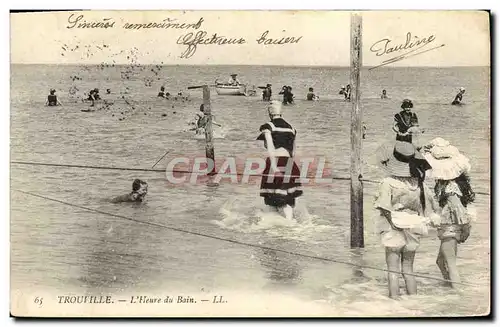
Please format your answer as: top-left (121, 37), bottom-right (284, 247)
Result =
top-left (373, 97), bottom-right (475, 299)
top-left (157, 86), bottom-right (188, 99)
top-left (338, 87), bottom-right (465, 105)
top-left (261, 85), bottom-right (319, 103)
top-left (279, 86), bottom-right (295, 105)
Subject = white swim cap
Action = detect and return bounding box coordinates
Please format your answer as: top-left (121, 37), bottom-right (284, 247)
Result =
top-left (267, 100), bottom-right (283, 115)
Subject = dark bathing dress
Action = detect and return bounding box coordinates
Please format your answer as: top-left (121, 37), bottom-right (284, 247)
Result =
top-left (257, 118), bottom-right (303, 208)
top-left (47, 94), bottom-right (58, 106)
top-left (452, 93), bottom-right (463, 105)
top-left (394, 110), bottom-right (419, 143)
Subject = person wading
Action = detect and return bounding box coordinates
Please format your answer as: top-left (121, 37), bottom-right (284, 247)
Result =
top-left (423, 137), bottom-right (476, 288)
top-left (374, 141), bottom-right (439, 299)
top-left (393, 99), bottom-right (419, 144)
top-left (257, 100), bottom-right (303, 220)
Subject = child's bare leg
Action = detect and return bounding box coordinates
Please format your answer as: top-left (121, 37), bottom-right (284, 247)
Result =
top-left (440, 238), bottom-right (460, 287)
top-left (401, 249), bottom-right (417, 295)
top-left (436, 243), bottom-right (451, 286)
top-left (385, 247), bottom-right (401, 299)
top-left (282, 205), bottom-right (294, 220)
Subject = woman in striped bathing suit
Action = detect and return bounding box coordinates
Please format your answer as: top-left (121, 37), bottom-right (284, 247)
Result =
top-left (257, 100), bottom-right (303, 220)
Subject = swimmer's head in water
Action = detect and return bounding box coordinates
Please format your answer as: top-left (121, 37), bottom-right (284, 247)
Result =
top-left (401, 99), bottom-right (413, 110)
top-left (132, 179), bottom-right (148, 196)
top-left (268, 100), bottom-right (283, 117)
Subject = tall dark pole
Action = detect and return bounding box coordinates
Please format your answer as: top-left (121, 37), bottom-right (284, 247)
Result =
top-left (350, 13), bottom-right (364, 248)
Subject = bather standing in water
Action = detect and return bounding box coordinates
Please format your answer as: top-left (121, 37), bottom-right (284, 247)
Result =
top-left (46, 89), bottom-right (62, 106)
top-left (88, 88), bottom-right (101, 107)
top-left (306, 87), bottom-right (318, 101)
top-left (193, 104), bottom-right (222, 134)
top-left (262, 84), bottom-right (272, 101)
top-left (375, 141), bottom-right (439, 299)
top-left (423, 138), bottom-right (476, 288)
top-left (451, 87), bottom-right (466, 105)
top-left (345, 84), bottom-right (351, 101)
top-left (381, 89), bottom-right (388, 99)
top-left (393, 99), bottom-right (419, 144)
top-left (257, 100), bottom-right (303, 220)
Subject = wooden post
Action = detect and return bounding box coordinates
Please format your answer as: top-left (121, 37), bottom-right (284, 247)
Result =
top-left (350, 13), bottom-right (364, 248)
top-left (187, 85), bottom-right (216, 181)
top-left (202, 85), bottom-right (216, 176)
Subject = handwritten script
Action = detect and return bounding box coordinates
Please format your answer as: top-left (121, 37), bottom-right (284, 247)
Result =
top-left (369, 32), bottom-right (444, 70)
top-left (65, 14), bottom-right (303, 59)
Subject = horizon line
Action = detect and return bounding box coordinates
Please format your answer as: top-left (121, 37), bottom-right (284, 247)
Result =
top-left (9, 63), bottom-right (489, 68)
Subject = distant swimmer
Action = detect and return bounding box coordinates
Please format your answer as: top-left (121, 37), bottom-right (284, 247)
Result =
top-left (262, 84), bottom-right (272, 101)
top-left (363, 122), bottom-right (367, 139)
top-left (452, 87), bottom-right (466, 105)
top-left (345, 84), bottom-right (351, 101)
top-left (279, 86), bottom-right (294, 105)
top-left (110, 179), bottom-right (148, 203)
top-left (393, 99), bottom-right (419, 144)
top-left (192, 104), bottom-right (222, 133)
top-left (157, 86), bottom-right (170, 99)
top-left (88, 88), bottom-right (101, 107)
top-left (381, 89), bottom-right (388, 99)
top-left (257, 100), bottom-right (302, 220)
top-left (339, 85), bottom-right (351, 101)
top-left (306, 87), bottom-right (319, 101)
top-left (106, 89), bottom-right (111, 94)
top-left (46, 89), bottom-right (62, 107)
top-left (228, 74), bottom-right (240, 86)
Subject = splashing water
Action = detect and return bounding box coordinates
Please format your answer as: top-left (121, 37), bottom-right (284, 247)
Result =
top-left (212, 197), bottom-right (335, 243)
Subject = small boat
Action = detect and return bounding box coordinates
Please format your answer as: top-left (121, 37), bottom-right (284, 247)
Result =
top-left (214, 76), bottom-right (256, 96)
top-left (215, 81), bottom-right (246, 96)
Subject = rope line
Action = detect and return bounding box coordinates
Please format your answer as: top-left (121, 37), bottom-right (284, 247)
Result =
top-left (10, 161), bottom-right (490, 196)
top-left (12, 188), bottom-right (488, 288)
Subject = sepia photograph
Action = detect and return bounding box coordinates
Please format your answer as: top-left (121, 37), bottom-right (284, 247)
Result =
top-left (8, 9), bottom-right (491, 318)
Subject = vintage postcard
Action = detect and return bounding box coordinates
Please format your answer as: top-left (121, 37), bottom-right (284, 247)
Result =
top-left (10, 10), bottom-right (490, 317)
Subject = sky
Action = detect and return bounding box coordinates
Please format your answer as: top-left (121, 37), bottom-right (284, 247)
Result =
top-left (10, 10), bottom-right (490, 66)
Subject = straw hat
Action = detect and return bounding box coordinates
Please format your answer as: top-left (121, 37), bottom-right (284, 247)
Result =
top-left (267, 100), bottom-right (283, 116)
top-left (423, 138), bottom-right (471, 180)
top-left (376, 141), bottom-right (431, 177)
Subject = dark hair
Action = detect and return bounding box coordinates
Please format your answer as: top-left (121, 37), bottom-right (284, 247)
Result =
top-left (132, 179), bottom-right (147, 192)
top-left (401, 99), bottom-right (413, 109)
top-left (200, 104), bottom-right (204, 111)
top-left (434, 173), bottom-right (475, 208)
top-left (309, 87), bottom-right (313, 92)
